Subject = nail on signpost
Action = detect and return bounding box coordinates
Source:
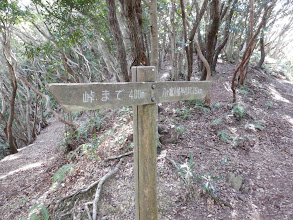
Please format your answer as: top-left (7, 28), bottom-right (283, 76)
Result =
top-left (48, 66), bottom-right (212, 220)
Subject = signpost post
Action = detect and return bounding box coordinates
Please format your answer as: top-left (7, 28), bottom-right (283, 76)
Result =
top-left (48, 66), bottom-right (211, 220)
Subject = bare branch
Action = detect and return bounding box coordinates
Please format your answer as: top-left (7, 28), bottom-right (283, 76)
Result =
top-left (17, 75), bottom-right (77, 129)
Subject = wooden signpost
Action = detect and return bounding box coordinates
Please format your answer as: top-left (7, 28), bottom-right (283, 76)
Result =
top-left (48, 66), bottom-right (211, 220)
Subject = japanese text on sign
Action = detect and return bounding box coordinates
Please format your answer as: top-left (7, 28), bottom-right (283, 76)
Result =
top-left (82, 89), bottom-right (146, 103)
top-left (162, 87), bottom-right (203, 98)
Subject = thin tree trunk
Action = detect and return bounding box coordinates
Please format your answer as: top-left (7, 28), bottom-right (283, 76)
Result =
top-left (194, 41), bottom-right (211, 103)
top-left (120, 0), bottom-right (148, 66)
top-left (150, 0), bottom-right (158, 69)
top-left (180, 0), bottom-right (192, 81)
top-left (177, 49), bottom-right (184, 79)
top-left (106, 0), bottom-right (130, 82)
top-left (2, 35), bottom-right (18, 154)
top-left (7, 78), bottom-right (18, 154)
top-left (231, 1), bottom-right (274, 102)
top-left (238, 0), bottom-right (254, 85)
top-left (211, 0), bottom-right (238, 72)
top-left (24, 84), bottom-right (32, 144)
top-left (257, 37), bottom-right (264, 69)
top-left (184, 0), bottom-right (210, 81)
top-left (159, 31), bottom-right (166, 71)
top-left (171, 0), bottom-right (177, 80)
top-left (257, 18), bottom-right (267, 69)
top-left (200, 0), bottom-right (220, 80)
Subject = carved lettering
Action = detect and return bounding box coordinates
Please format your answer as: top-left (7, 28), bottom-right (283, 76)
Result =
top-left (83, 90), bottom-right (95, 103)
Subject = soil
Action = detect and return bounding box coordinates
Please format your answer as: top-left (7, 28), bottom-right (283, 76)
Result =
top-left (0, 62), bottom-right (293, 220)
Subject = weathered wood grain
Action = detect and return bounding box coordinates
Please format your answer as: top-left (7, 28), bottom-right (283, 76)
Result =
top-left (133, 66), bottom-right (158, 220)
top-left (48, 81), bottom-right (211, 112)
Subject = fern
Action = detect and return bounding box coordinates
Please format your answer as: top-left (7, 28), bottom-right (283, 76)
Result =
top-left (245, 120), bottom-right (265, 131)
top-left (52, 164), bottom-right (74, 185)
top-left (211, 117), bottom-right (223, 125)
top-left (265, 102), bottom-right (273, 109)
top-left (40, 205), bottom-right (49, 220)
top-left (232, 103), bottom-right (245, 119)
top-left (175, 126), bottom-right (185, 136)
top-left (239, 89), bottom-right (249, 94)
top-left (217, 130), bottom-right (230, 143)
top-left (213, 102), bottom-right (222, 109)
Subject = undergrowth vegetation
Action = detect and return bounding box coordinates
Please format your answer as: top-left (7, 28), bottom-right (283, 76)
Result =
top-left (22, 75), bottom-right (276, 218)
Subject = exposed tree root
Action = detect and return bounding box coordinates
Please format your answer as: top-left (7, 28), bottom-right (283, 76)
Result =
top-left (104, 151), bottom-right (133, 163)
top-left (85, 202), bottom-right (93, 220)
top-left (92, 158), bottom-right (123, 220)
top-left (54, 159), bottom-right (123, 219)
top-left (212, 194), bottom-right (233, 209)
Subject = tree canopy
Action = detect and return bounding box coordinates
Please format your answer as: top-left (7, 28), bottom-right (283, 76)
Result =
top-left (0, 0), bottom-right (292, 155)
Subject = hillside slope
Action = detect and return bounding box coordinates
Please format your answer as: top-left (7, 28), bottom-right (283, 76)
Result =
top-left (0, 65), bottom-right (293, 220)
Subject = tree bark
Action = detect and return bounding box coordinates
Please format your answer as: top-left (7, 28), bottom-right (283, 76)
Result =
top-left (231, 1), bottom-right (275, 102)
top-left (171, 0), bottom-right (177, 80)
top-left (185, 0), bottom-right (210, 81)
top-left (106, 0), bottom-right (130, 82)
top-left (256, 28), bottom-right (265, 69)
top-left (150, 0), bottom-right (158, 68)
top-left (24, 83), bottom-right (33, 144)
top-left (211, 0), bottom-right (238, 72)
top-left (180, 0), bottom-right (193, 81)
top-left (120, 0), bottom-right (148, 66)
top-left (2, 32), bottom-right (18, 154)
top-left (194, 41), bottom-right (211, 104)
top-left (200, 0), bottom-right (220, 80)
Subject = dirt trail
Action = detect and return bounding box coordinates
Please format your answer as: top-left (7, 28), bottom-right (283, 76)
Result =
top-left (1, 66), bottom-right (293, 220)
top-left (0, 119), bottom-right (65, 220)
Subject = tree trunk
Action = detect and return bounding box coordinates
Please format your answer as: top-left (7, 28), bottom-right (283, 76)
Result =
top-left (7, 78), bottom-right (18, 154)
top-left (120, 0), bottom-right (148, 66)
top-left (24, 84), bottom-right (33, 144)
top-left (180, 0), bottom-right (192, 81)
top-left (211, 0), bottom-right (238, 72)
top-left (150, 0), bottom-right (158, 69)
top-left (238, 0), bottom-right (254, 85)
top-left (106, 0), bottom-right (130, 82)
top-left (171, 0), bottom-right (177, 80)
top-left (159, 31), bottom-right (166, 71)
top-left (200, 0), bottom-right (220, 80)
top-left (257, 31), bottom-right (265, 69)
top-left (181, 0), bottom-right (210, 81)
top-left (257, 18), bottom-right (267, 69)
top-left (2, 33), bottom-right (18, 154)
top-left (194, 41), bottom-right (211, 104)
top-left (231, 2), bottom-right (275, 102)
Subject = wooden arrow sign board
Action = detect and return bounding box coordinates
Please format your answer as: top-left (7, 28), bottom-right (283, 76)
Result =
top-left (48, 81), bottom-right (211, 112)
top-left (48, 66), bottom-right (211, 220)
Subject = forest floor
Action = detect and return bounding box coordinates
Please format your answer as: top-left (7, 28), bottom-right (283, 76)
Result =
top-left (0, 61), bottom-right (293, 220)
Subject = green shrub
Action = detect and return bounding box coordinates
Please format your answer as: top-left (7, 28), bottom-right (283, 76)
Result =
top-left (217, 130), bottom-right (230, 143)
top-left (52, 164), bottom-right (75, 186)
top-left (265, 102), bottom-right (273, 109)
top-left (232, 103), bottom-right (245, 119)
top-left (211, 116), bottom-right (224, 126)
top-left (245, 120), bottom-right (265, 131)
top-left (176, 154), bottom-right (221, 198)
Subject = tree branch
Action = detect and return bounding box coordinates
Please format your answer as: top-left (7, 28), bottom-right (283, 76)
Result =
top-left (17, 75), bottom-right (77, 129)
top-left (92, 158), bottom-right (123, 220)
